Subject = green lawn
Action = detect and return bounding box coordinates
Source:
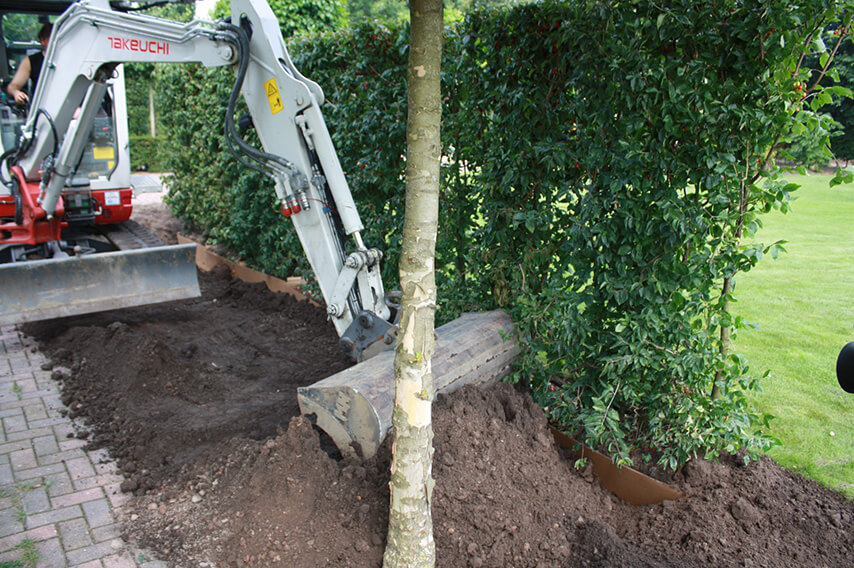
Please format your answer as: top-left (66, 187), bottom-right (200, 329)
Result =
top-left (733, 173), bottom-right (854, 499)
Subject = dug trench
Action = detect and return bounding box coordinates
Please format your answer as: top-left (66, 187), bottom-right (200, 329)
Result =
top-left (21, 207), bottom-right (853, 567)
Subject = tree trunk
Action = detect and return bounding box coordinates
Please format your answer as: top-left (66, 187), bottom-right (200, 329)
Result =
top-left (382, 0), bottom-right (443, 566)
top-left (148, 78), bottom-right (156, 138)
top-left (712, 276), bottom-right (733, 400)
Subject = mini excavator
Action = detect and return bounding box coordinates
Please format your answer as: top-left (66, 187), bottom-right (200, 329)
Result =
top-left (0, 0), bottom-right (519, 457)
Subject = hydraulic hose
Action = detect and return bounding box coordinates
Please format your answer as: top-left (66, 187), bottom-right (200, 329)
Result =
top-left (0, 107), bottom-right (57, 186)
top-left (218, 21), bottom-right (303, 184)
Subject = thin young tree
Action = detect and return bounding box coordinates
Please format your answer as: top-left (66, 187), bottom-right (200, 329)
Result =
top-left (382, 0), bottom-right (443, 566)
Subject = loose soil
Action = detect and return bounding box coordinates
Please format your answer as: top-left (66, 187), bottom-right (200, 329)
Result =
top-left (21, 201), bottom-right (853, 567)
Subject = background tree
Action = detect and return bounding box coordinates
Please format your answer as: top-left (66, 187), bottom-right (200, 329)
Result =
top-left (382, 0), bottom-right (442, 566)
top-left (123, 1), bottom-right (194, 170)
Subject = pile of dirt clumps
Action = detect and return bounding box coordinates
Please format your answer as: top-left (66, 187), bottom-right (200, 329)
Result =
top-left (123, 382), bottom-right (852, 568)
top-left (23, 253), bottom-right (853, 568)
top-left (610, 452), bottom-right (852, 567)
top-left (125, 416), bottom-right (391, 567)
top-left (24, 266), bottom-right (351, 494)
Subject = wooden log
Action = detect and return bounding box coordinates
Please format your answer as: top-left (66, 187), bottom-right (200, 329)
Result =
top-left (297, 310), bottom-right (520, 459)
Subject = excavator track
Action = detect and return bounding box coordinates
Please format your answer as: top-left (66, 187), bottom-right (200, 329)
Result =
top-left (103, 220), bottom-right (166, 251)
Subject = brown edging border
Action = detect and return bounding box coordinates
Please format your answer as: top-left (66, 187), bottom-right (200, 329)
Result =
top-left (551, 427), bottom-right (686, 505)
top-left (177, 234), bottom-right (317, 305)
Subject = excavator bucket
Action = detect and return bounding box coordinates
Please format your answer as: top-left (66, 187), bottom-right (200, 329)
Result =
top-left (0, 243), bottom-right (200, 326)
top-left (298, 310), bottom-right (520, 460)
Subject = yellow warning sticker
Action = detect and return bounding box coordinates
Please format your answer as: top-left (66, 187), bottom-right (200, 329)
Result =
top-left (93, 146), bottom-right (115, 160)
top-left (264, 78), bottom-right (284, 115)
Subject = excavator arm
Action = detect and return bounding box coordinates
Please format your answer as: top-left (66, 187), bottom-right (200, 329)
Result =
top-left (2, 0), bottom-right (392, 360)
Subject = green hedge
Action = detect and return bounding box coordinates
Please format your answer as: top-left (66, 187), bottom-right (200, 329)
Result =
top-left (157, 0), bottom-right (849, 468)
top-left (129, 135), bottom-right (164, 172)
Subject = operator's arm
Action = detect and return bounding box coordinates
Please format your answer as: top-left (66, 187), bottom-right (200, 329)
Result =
top-left (7, 56), bottom-right (32, 105)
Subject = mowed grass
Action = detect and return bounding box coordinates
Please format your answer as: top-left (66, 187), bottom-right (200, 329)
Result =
top-left (733, 173), bottom-right (854, 498)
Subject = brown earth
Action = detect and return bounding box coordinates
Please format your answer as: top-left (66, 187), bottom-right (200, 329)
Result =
top-left (21, 201), bottom-right (854, 567)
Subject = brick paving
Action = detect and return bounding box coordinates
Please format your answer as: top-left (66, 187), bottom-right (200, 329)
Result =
top-left (0, 326), bottom-right (166, 568)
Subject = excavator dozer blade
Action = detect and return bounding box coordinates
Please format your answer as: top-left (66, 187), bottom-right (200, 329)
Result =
top-left (298, 310), bottom-right (520, 460)
top-left (0, 243), bottom-right (200, 326)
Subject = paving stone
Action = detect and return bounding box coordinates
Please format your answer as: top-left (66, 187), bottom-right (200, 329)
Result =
top-left (7, 426), bottom-right (56, 443)
top-left (59, 517), bottom-right (94, 551)
top-left (101, 552), bottom-right (137, 568)
top-left (51, 487), bottom-right (105, 509)
top-left (3, 413), bottom-right (27, 434)
top-left (0, 463), bottom-right (13, 485)
top-left (13, 461), bottom-right (67, 482)
top-left (0, 407), bottom-right (23, 418)
top-left (25, 504), bottom-right (83, 530)
top-left (66, 539), bottom-right (123, 566)
top-left (88, 449), bottom-right (111, 463)
top-left (0, 524), bottom-right (58, 552)
top-left (42, 392), bottom-right (64, 407)
top-left (74, 473), bottom-right (123, 492)
top-left (45, 470), bottom-right (75, 498)
top-left (9, 448), bottom-right (37, 471)
top-left (33, 434), bottom-right (60, 458)
top-left (0, 548), bottom-right (24, 565)
top-left (7, 359), bottom-right (32, 372)
top-left (0, 506), bottom-right (24, 537)
top-left (29, 416), bottom-right (69, 430)
top-left (23, 403), bottom-right (49, 424)
top-left (18, 389), bottom-right (62, 402)
top-left (94, 461), bottom-right (118, 476)
top-left (35, 536), bottom-right (67, 567)
top-left (66, 457), bottom-right (97, 481)
top-left (105, 484), bottom-right (130, 509)
top-left (53, 423), bottom-right (76, 439)
top-left (82, 498), bottom-right (114, 528)
top-left (39, 448), bottom-right (88, 467)
top-left (15, 378), bottom-right (38, 395)
top-left (0, 439), bottom-right (30, 455)
top-left (73, 560), bottom-right (104, 568)
top-left (60, 439), bottom-right (89, 452)
top-left (19, 485), bottom-right (51, 515)
top-left (90, 523), bottom-right (122, 544)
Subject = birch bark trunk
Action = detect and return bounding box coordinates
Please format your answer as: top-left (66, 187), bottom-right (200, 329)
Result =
top-left (382, 0), bottom-right (443, 566)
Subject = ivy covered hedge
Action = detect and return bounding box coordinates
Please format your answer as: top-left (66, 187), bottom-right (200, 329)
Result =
top-left (157, 0), bottom-right (850, 467)
top-left (128, 136), bottom-right (164, 171)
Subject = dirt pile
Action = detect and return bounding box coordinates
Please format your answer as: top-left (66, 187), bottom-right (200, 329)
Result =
top-left (23, 240), bottom-right (853, 567)
top-left (118, 381), bottom-right (853, 568)
top-left (25, 267), bottom-right (351, 493)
